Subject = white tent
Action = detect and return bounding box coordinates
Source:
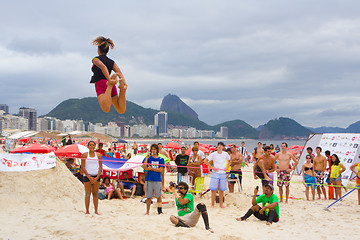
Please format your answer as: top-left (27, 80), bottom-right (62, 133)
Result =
top-left (296, 133), bottom-right (360, 186)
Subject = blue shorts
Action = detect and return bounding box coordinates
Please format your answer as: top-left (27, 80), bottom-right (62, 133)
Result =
top-left (122, 182), bottom-right (135, 189)
top-left (209, 172), bottom-right (227, 191)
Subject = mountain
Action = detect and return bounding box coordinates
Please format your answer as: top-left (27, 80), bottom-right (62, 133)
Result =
top-left (307, 126), bottom-right (346, 133)
top-left (45, 97), bottom-right (211, 129)
top-left (346, 121), bottom-right (360, 133)
top-left (259, 117), bottom-right (311, 139)
top-left (160, 94), bottom-right (198, 119)
top-left (213, 120), bottom-right (259, 139)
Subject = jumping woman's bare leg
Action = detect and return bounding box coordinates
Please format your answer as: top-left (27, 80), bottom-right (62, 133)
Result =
top-left (111, 78), bottom-right (127, 114)
top-left (98, 75), bottom-right (118, 113)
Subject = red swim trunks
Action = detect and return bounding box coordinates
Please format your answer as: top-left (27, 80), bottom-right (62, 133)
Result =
top-left (95, 79), bottom-right (118, 97)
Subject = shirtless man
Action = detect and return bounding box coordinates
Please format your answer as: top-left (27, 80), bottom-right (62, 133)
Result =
top-left (275, 143), bottom-right (299, 203)
top-left (313, 147), bottom-right (327, 200)
top-left (254, 146), bottom-right (275, 193)
top-left (228, 144), bottom-right (243, 193)
top-left (253, 142), bottom-right (264, 162)
top-left (132, 141), bottom-right (138, 155)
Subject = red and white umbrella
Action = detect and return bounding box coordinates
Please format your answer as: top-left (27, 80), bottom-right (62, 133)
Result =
top-left (55, 144), bottom-right (89, 158)
top-left (11, 144), bottom-right (56, 154)
top-left (164, 142), bottom-right (182, 149)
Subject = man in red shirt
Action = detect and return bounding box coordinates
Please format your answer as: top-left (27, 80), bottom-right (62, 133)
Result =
top-left (96, 142), bottom-right (107, 156)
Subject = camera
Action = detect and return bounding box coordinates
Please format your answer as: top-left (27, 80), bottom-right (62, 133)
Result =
top-left (169, 181), bottom-right (177, 188)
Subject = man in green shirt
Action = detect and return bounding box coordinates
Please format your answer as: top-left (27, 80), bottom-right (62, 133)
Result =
top-left (169, 182), bottom-right (213, 233)
top-left (236, 184), bottom-right (279, 225)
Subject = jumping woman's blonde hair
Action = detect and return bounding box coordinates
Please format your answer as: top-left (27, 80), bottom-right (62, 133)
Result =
top-left (92, 36), bottom-right (114, 54)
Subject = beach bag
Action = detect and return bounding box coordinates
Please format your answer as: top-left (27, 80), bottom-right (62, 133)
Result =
top-left (134, 183), bottom-right (145, 196)
top-left (98, 186), bottom-right (106, 200)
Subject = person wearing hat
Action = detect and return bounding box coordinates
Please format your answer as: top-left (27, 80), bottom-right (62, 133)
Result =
top-left (236, 184), bottom-right (279, 225)
top-left (205, 142), bottom-right (230, 208)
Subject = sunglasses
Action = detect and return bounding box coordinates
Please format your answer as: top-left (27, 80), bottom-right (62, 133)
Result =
top-left (192, 150), bottom-right (198, 152)
top-left (177, 187), bottom-right (184, 190)
top-left (306, 157), bottom-right (311, 159)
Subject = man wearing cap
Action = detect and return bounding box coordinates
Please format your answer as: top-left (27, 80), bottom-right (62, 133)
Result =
top-left (205, 142), bottom-right (230, 208)
top-left (236, 184), bottom-right (279, 225)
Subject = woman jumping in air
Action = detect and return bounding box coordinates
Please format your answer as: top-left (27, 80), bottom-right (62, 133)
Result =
top-left (90, 36), bottom-right (127, 114)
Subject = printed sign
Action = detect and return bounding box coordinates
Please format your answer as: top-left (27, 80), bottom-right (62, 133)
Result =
top-left (0, 153), bottom-right (57, 172)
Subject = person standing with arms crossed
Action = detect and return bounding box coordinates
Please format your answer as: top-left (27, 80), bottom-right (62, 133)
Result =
top-left (313, 147), bottom-right (327, 200)
top-left (205, 142), bottom-right (230, 208)
top-left (81, 141), bottom-right (103, 214)
top-left (142, 144), bottom-right (165, 215)
top-left (228, 144), bottom-right (243, 193)
top-left (275, 142), bottom-right (298, 203)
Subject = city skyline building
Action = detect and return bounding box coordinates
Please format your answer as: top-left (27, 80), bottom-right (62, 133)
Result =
top-left (0, 104), bottom-right (9, 114)
top-left (154, 111), bottom-right (168, 136)
top-left (18, 107), bottom-right (37, 131)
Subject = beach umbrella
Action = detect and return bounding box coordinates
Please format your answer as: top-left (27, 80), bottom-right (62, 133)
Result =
top-left (185, 146), bottom-right (210, 155)
top-left (115, 139), bottom-right (127, 143)
top-left (19, 137), bottom-right (30, 143)
top-left (139, 144), bottom-right (147, 147)
top-left (55, 144), bottom-right (89, 158)
top-left (10, 144), bottom-right (56, 154)
top-left (164, 142), bottom-right (182, 149)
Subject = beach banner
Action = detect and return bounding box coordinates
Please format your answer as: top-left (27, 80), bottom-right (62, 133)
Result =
top-left (102, 155), bottom-right (144, 179)
top-left (0, 153), bottom-right (57, 172)
top-left (318, 133), bottom-right (360, 186)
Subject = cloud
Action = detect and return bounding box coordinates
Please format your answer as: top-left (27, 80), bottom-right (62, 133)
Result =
top-left (1, 0), bottom-right (360, 129)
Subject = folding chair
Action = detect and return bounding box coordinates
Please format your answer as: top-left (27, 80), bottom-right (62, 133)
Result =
top-left (189, 176), bottom-right (205, 198)
top-left (227, 172), bottom-right (241, 193)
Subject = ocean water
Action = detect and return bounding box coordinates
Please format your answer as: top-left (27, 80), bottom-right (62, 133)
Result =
top-left (130, 139), bottom-right (306, 153)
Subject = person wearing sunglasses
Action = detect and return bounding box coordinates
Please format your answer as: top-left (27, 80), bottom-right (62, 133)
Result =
top-left (302, 154), bottom-right (316, 201)
top-left (169, 182), bottom-right (213, 233)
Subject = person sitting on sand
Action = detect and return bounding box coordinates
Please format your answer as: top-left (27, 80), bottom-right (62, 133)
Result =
top-left (102, 176), bottom-right (124, 200)
top-left (118, 171), bottom-right (137, 198)
top-left (169, 182), bottom-right (213, 233)
top-left (236, 184), bottom-right (279, 225)
top-left (302, 154), bottom-right (316, 201)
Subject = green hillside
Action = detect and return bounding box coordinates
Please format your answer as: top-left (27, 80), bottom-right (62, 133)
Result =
top-left (213, 120), bottom-right (259, 139)
top-left (45, 97), bottom-right (211, 129)
top-left (259, 117), bottom-right (310, 139)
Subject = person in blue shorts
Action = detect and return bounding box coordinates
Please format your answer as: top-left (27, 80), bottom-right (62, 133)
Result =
top-left (205, 142), bottom-right (230, 208)
top-left (118, 171), bottom-right (137, 198)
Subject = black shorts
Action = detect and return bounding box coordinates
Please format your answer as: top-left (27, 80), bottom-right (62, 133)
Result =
top-left (83, 175), bottom-right (100, 183)
top-left (228, 170), bottom-right (242, 184)
top-left (254, 208), bottom-right (279, 222)
top-left (255, 166), bottom-right (269, 186)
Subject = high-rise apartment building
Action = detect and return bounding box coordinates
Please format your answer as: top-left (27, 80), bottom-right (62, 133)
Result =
top-left (0, 104), bottom-right (9, 114)
top-left (18, 107), bottom-right (37, 131)
top-left (154, 111), bottom-right (168, 136)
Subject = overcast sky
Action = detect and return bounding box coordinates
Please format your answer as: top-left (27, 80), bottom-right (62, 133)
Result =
top-left (1, 0), bottom-right (360, 128)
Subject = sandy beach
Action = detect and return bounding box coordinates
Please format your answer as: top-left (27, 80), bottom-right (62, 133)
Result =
top-left (0, 158), bottom-right (359, 240)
